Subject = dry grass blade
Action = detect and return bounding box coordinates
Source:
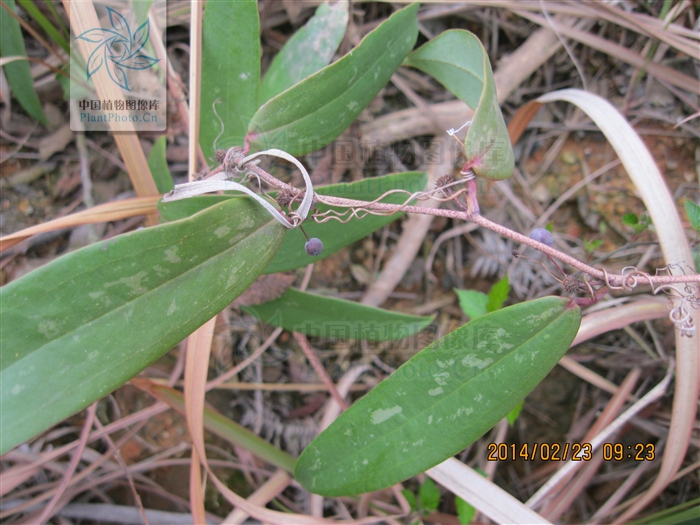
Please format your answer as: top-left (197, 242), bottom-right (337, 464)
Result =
top-left (181, 318), bottom-right (339, 523)
top-left (223, 469), bottom-right (292, 524)
top-left (32, 404), bottom-right (97, 524)
top-left (539, 368), bottom-right (642, 520)
top-left (516, 11), bottom-right (698, 94)
top-left (586, 1), bottom-right (699, 57)
top-left (537, 90), bottom-right (698, 522)
top-left (184, 317), bottom-right (215, 525)
top-left (0, 196), bottom-right (160, 253)
top-left (427, 458), bottom-right (552, 524)
top-left (62, 0), bottom-right (159, 221)
top-left (528, 366), bottom-right (674, 512)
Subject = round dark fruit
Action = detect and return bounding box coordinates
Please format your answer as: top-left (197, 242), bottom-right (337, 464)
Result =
top-left (529, 228), bottom-right (554, 247)
top-left (305, 238), bottom-right (324, 256)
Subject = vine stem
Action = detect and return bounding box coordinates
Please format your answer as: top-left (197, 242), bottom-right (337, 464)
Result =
top-left (237, 161), bottom-right (699, 289)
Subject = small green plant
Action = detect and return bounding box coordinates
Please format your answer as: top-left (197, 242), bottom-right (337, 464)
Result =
top-left (623, 212), bottom-right (652, 234)
top-left (584, 237), bottom-right (604, 254)
top-left (402, 477), bottom-right (441, 521)
top-left (454, 275), bottom-right (510, 320)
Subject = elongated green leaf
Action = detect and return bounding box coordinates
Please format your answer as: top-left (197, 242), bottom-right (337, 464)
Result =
top-left (158, 194), bottom-right (233, 222)
top-left (135, 379), bottom-right (296, 473)
top-left (259, 1), bottom-right (348, 104)
top-left (0, 200), bottom-right (284, 454)
top-left (295, 297), bottom-right (581, 496)
top-left (17, 0), bottom-right (70, 53)
top-left (148, 136), bottom-right (174, 194)
top-left (243, 288), bottom-right (433, 342)
top-left (404, 30), bottom-right (512, 180)
top-left (627, 498), bottom-right (700, 525)
top-left (158, 171), bottom-right (428, 274)
top-left (247, 3), bottom-right (418, 155)
top-left (200, 0), bottom-right (260, 160)
top-left (0, 0), bottom-right (48, 123)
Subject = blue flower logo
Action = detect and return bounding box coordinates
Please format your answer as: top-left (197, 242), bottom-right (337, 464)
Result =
top-left (76, 7), bottom-right (160, 91)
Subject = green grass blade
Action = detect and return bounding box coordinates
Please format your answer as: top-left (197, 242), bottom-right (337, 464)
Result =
top-left (259, 1), bottom-right (348, 104)
top-left (0, 199), bottom-right (284, 454)
top-left (0, 0), bottom-right (48, 123)
top-left (199, 0), bottom-right (260, 160)
top-left (135, 380), bottom-right (296, 473)
top-left (243, 288), bottom-right (433, 342)
top-left (295, 297), bottom-right (581, 496)
top-left (247, 3), bottom-right (418, 156)
top-left (16, 0), bottom-right (70, 53)
top-left (148, 136), bottom-right (174, 194)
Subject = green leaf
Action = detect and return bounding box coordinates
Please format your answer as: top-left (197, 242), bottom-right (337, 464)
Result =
top-left (200, 0), bottom-right (260, 160)
top-left (259, 2), bottom-right (348, 104)
top-left (247, 3), bottom-right (418, 156)
top-left (148, 136), bottom-right (174, 194)
top-left (584, 238), bottom-right (603, 253)
top-left (454, 289), bottom-right (488, 319)
top-left (136, 380), bottom-right (296, 473)
top-left (505, 399), bottom-right (524, 426)
top-left (243, 288), bottom-right (433, 342)
top-left (404, 30), bottom-right (513, 180)
top-left (622, 213), bottom-right (639, 227)
top-left (401, 489), bottom-right (418, 512)
top-left (0, 0), bottom-right (48, 123)
top-left (158, 195), bottom-right (234, 222)
top-left (622, 212), bottom-right (650, 233)
top-left (295, 297), bottom-right (581, 496)
top-left (0, 199), bottom-right (284, 454)
top-left (16, 0), bottom-right (70, 54)
top-left (685, 200), bottom-right (700, 232)
top-left (265, 171), bottom-right (427, 273)
top-left (404, 30), bottom-right (482, 110)
top-left (419, 477), bottom-right (440, 514)
top-left (455, 496), bottom-right (476, 525)
top-left (486, 275), bottom-right (509, 312)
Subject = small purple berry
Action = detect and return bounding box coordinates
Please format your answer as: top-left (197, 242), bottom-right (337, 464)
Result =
top-left (305, 238), bottom-right (323, 256)
top-left (529, 228), bottom-right (554, 247)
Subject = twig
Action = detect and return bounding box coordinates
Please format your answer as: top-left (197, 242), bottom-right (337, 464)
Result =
top-left (32, 403), bottom-right (97, 524)
top-left (293, 332), bottom-right (348, 410)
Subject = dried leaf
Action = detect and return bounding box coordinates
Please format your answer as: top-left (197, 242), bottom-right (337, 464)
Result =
top-left (233, 273), bottom-right (296, 307)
